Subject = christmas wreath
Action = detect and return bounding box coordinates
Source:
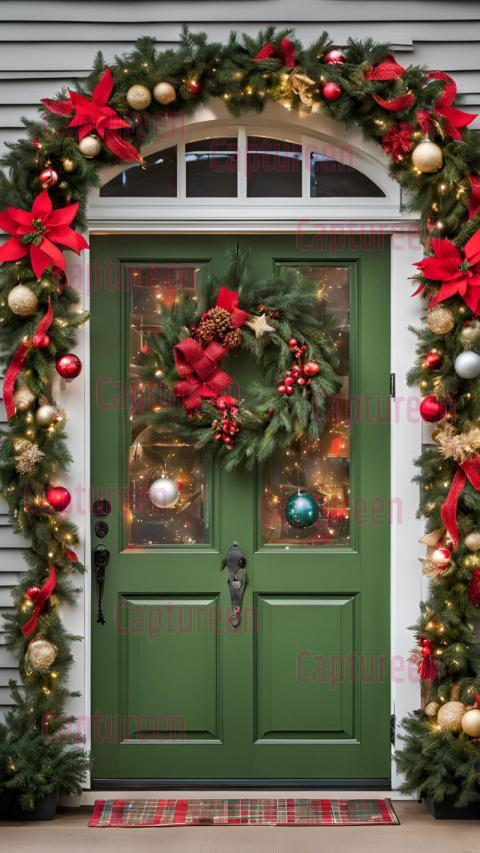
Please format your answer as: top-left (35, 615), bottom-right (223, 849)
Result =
top-left (0, 24), bottom-right (480, 810)
top-left (137, 251), bottom-right (341, 469)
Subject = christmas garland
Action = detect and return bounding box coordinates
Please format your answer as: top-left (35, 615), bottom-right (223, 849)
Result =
top-left (0, 24), bottom-right (480, 808)
top-left (136, 250), bottom-right (340, 469)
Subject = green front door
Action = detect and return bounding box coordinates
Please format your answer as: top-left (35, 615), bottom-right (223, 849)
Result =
top-left (90, 234), bottom-right (390, 785)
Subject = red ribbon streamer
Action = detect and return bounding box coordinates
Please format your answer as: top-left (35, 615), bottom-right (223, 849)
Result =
top-left (373, 91), bottom-right (415, 111)
top-left (417, 638), bottom-right (438, 681)
top-left (441, 456), bottom-right (480, 550)
top-left (365, 55), bottom-right (406, 81)
top-left (417, 71), bottom-right (477, 140)
top-left (215, 286), bottom-right (248, 328)
top-left (3, 300), bottom-right (53, 419)
top-left (174, 338), bottom-right (232, 411)
top-left (254, 37), bottom-right (296, 68)
top-left (468, 175), bottom-right (480, 219)
top-left (21, 564), bottom-right (57, 637)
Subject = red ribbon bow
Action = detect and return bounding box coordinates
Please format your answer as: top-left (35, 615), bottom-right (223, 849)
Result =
top-left (417, 71), bottom-right (477, 140)
top-left (254, 37), bottom-right (296, 68)
top-left (3, 300), bottom-right (53, 419)
top-left (441, 456), bottom-right (480, 551)
top-left (21, 564), bottom-right (57, 637)
top-left (215, 286), bottom-right (248, 328)
top-left (417, 638), bottom-right (438, 681)
top-left (174, 338), bottom-right (232, 411)
top-left (365, 54), bottom-right (406, 81)
top-left (42, 68), bottom-right (143, 163)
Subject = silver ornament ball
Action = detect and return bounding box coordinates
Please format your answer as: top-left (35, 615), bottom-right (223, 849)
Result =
top-left (454, 350), bottom-right (480, 379)
top-left (35, 404), bottom-right (58, 427)
top-left (149, 476), bottom-right (179, 509)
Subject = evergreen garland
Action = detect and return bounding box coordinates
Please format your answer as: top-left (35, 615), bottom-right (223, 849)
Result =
top-left (0, 25), bottom-right (478, 808)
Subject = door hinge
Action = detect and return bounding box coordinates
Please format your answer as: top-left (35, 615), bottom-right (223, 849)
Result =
top-left (390, 712), bottom-right (396, 746)
top-left (390, 372), bottom-right (396, 399)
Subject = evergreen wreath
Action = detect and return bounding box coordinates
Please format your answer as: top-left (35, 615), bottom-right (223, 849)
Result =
top-left (0, 24), bottom-right (479, 810)
top-left (136, 249), bottom-right (341, 469)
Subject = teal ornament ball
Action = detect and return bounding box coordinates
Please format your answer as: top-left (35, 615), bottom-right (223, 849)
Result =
top-left (285, 490), bottom-right (319, 529)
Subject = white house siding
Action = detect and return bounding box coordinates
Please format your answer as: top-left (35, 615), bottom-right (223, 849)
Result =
top-left (0, 0), bottom-right (477, 725)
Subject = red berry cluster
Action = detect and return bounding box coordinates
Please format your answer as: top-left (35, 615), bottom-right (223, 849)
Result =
top-left (277, 338), bottom-right (320, 396)
top-left (212, 395), bottom-right (240, 450)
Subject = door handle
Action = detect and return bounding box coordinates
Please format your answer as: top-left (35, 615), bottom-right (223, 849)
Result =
top-left (222, 541), bottom-right (247, 628)
top-left (93, 544), bottom-right (110, 625)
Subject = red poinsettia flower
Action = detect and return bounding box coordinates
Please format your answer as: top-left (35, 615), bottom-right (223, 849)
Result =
top-left (42, 68), bottom-right (142, 163)
top-left (0, 190), bottom-right (88, 278)
top-left (415, 231), bottom-right (480, 314)
top-left (381, 122), bottom-right (413, 162)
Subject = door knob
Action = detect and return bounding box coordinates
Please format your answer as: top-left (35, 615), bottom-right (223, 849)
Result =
top-left (222, 541), bottom-right (248, 628)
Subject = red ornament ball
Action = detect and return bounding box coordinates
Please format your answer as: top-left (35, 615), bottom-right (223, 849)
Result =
top-left (324, 49), bottom-right (346, 65)
top-left (39, 167), bottom-right (58, 188)
top-left (468, 568), bottom-right (480, 607)
top-left (65, 548), bottom-right (78, 562)
top-left (288, 338), bottom-right (298, 349)
top-left (46, 486), bottom-right (71, 512)
top-left (424, 350), bottom-right (442, 369)
top-left (322, 81), bottom-right (342, 101)
top-left (34, 334), bottom-right (50, 349)
top-left (56, 353), bottom-right (82, 380)
top-left (26, 585), bottom-right (41, 603)
top-left (419, 395), bottom-right (446, 423)
top-left (431, 546), bottom-right (451, 569)
top-left (187, 79), bottom-right (202, 95)
top-left (303, 361), bottom-right (320, 377)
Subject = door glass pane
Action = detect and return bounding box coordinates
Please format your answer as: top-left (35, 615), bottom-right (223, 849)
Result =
top-left (125, 262), bottom-right (211, 546)
top-left (262, 265), bottom-right (350, 547)
top-left (247, 136), bottom-right (302, 197)
top-left (100, 146), bottom-right (177, 197)
top-left (185, 138), bottom-right (238, 196)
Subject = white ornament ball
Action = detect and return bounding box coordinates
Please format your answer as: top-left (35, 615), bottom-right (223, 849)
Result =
top-left (412, 140), bottom-right (444, 173)
top-left (126, 84), bottom-right (152, 110)
top-left (149, 476), bottom-right (179, 509)
top-left (35, 404), bottom-right (58, 427)
top-left (454, 350), bottom-right (480, 379)
top-left (78, 134), bottom-right (102, 159)
top-left (465, 531), bottom-right (480, 552)
top-left (7, 284), bottom-right (38, 317)
top-left (437, 701), bottom-right (465, 732)
top-left (153, 81), bottom-right (176, 105)
top-left (461, 708), bottom-right (480, 737)
top-left (13, 384), bottom-right (35, 412)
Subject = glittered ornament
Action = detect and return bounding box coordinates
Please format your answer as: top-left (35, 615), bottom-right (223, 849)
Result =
top-left (460, 321), bottom-right (480, 347)
top-left (61, 157), bottom-right (77, 173)
top-left (149, 476), bottom-right (179, 509)
top-left (13, 383), bottom-right (35, 412)
top-left (56, 353), bottom-right (82, 380)
top-left (35, 403), bottom-right (58, 427)
top-left (126, 84), bottom-right (152, 110)
top-left (462, 707), bottom-right (480, 737)
top-left (412, 139), bottom-right (443, 173)
top-left (420, 395), bottom-right (446, 423)
top-left (46, 486), bottom-right (71, 512)
top-left (324, 49), bottom-right (346, 64)
top-left (424, 701), bottom-right (440, 718)
top-left (7, 284), bottom-right (38, 317)
top-left (468, 568), bottom-right (480, 607)
top-left (437, 701), bottom-right (465, 732)
top-left (15, 442), bottom-right (44, 475)
top-left (153, 81), bottom-right (176, 105)
top-left (431, 546), bottom-right (451, 568)
top-left (426, 305), bottom-right (455, 335)
top-left (424, 350), bottom-right (442, 369)
top-left (26, 634), bottom-right (58, 672)
top-left (78, 134), bottom-right (102, 159)
top-left (454, 350), bottom-right (480, 379)
top-left (465, 531), bottom-right (480, 552)
top-left (187, 79), bottom-right (202, 95)
top-left (322, 81), bottom-right (342, 101)
top-left (285, 490), bottom-right (320, 529)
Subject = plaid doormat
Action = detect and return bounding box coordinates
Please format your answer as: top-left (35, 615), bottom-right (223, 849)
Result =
top-left (89, 798), bottom-right (399, 827)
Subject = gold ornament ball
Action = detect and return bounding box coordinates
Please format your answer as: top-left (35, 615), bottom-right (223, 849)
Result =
top-left (153, 81), bottom-right (176, 105)
top-left (61, 157), bottom-right (77, 173)
top-left (412, 139), bottom-right (444, 173)
top-left (7, 284), bottom-right (38, 317)
top-left (35, 404), bottom-right (58, 427)
top-left (27, 636), bottom-right (58, 671)
top-left (78, 134), bottom-right (102, 159)
top-left (426, 306), bottom-right (455, 335)
top-left (460, 321), bottom-right (480, 347)
top-left (13, 384), bottom-right (36, 412)
top-left (465, 531), bottom-right (480, 552)
top-left (126, 84), bottom-right (152, 110)
top-left (424, 701), bottom-right (440, 718)
top-left (461, 708), bottom-right (480, 737)
top-left (437, 701), bottom-right (465, 732)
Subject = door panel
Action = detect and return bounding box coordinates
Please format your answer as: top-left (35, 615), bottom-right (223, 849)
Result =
top-left (90, 234), bottom-right (390, 783)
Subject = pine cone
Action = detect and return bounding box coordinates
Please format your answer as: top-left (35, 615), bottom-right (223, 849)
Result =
top-left (194, 307), bottom-right (231, 346)
top-left (224, 329), bottom-right (242, 349)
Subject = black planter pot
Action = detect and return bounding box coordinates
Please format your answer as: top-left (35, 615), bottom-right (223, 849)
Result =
top-left (424, 796), bottom-right (480, 820)
top-left (8, 788), bottom-right (59, 821)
